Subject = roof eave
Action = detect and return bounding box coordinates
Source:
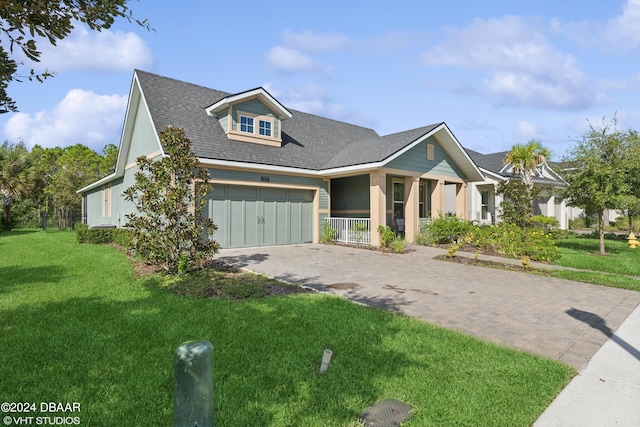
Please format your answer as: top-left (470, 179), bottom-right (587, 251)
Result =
top-left (205, 87), bottom-right (293, 119)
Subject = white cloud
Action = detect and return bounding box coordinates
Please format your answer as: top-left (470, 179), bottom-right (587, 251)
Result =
top-left (264, 30), bottom-right (352, 74)
top-left (550, 1), bottom-right (640, 51)
top-left (513, 120), bottom-right (543, 142)
top-left (263, 82), bottom-right (375, 128)
top-left (264, 46), bottom-right (326, 73)
top-left (422, 16), bottom-right (592, 110)
top-left (4, 89), bottom-right (127, 151)
top-left (281, 29), bottom-right (352, 53)
top-left (265, 46), bottom-right (333, 73)
top-left (604, 0), bottom-right (640, 49)
top-left (38, 26), bottom-right (153, 72)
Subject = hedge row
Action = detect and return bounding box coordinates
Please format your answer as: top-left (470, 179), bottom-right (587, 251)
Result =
top-left (76, 224), bottom-right (132, 247)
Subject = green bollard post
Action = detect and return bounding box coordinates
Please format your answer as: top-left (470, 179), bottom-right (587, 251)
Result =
top-left (174, 340), bottom-right (214, 427)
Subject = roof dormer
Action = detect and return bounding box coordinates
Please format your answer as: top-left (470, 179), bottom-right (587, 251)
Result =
top-left (205, 87), bottom-right (292, 147)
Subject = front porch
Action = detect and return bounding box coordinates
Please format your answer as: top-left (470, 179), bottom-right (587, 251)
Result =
top-left (327, 170), bottom-right (468, 246)
top-left (325, 216), bottom-right (433, 245)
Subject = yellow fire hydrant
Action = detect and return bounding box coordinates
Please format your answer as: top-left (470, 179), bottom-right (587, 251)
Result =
top-left (628, 232), bottom-right (638, 249)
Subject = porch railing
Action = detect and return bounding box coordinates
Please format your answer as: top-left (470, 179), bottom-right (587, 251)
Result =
top-left (325, 217), bottom-right (371, 245)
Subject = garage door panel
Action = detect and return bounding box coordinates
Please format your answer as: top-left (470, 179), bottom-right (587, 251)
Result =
top-left (209, 199), bottom-right (228, 247)
top-left (300, 201), bottom-right (313, 243)
top-left (207, 185), bottom-right (313, 248)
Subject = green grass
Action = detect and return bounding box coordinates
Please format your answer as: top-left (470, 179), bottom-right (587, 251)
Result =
top-left (0, 231), bottom-right (574, 426)
top-left (555, 237), bottom-right (640, 275)
top-left (550, 237), bottom-right (640, 291)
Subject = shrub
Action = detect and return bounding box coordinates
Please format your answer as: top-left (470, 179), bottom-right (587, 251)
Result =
top-left (568, 217), bottom-right (588, 230)
top-left (529, 215), bottom-right (558, 231)
top-left (76, 223), bottom-right (89, 243)
top-left (321, 223), bottom-right (338, 243)
top-left (416, 215), bottom-right (473, 244)
top-left (463, 223), bottom-right (561, 262)
top-left (446, 243), bottom-right (459, 258)
top-left (378, 225), bottom-right (395, 247)
top-left (389, 236), bottom-right (406, 253)
top-left (76, 224), bottom-right (115, 244)
top-left (112, 228), bottom-right (133, 248)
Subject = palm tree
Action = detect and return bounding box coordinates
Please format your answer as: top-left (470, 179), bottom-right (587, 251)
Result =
top-left (0, 141), bottom-right (33, 230)
top-left (503, 139), bottom-right (552, 191)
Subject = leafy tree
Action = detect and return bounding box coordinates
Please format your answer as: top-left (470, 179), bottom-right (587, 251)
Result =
top-left (563, 118), bottom-right (630, 255)
top-left (619, 130), bottom-right (640, 232)
top-left (124, 126), bottom-right (219, 273)
top-left (30, 145), bottom-right (63, 223)
top-left (496, 179), bottom-right (540, 228)
top-left (50, 144), bottom-right (104, 228)
top-left (0, 0), bottom-right (151, 113)
top-left (101, 143), bottom-right (118, 175)
top-left (504, 140), bottom-right (552, 191)
top-left (29, 144), bottom-right (111, 229)
top-left (0, 140), bottom-right (33, 230)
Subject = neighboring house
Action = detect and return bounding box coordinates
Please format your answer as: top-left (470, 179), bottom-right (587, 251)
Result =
top-left (78, 70), bottom-right (484, 247)
top-left (465, 149), bottom-right (571, 229)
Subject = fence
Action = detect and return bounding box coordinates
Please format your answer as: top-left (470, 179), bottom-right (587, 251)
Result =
top-left (42, 213), bottom-right (81, 231)
top-left (325, 217), bottom-right (371, 245)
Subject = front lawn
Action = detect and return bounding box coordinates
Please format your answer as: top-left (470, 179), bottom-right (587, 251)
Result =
top-left (0, 231), bottom-right (574, 426)
top-left (547, 237), bottom-right (640, 291)
top-left (554, 237), bottom-right (640, 276)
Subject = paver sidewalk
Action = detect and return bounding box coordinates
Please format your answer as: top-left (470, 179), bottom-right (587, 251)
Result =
top-left (218, 243), bottom-right (640, 370)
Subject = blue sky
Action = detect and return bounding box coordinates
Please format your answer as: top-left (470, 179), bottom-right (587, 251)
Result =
top-left (2, 0), bottom-right (639, 160)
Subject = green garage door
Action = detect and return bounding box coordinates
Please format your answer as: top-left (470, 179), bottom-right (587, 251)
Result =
top-left (208, 185), bottom-right (314, 248)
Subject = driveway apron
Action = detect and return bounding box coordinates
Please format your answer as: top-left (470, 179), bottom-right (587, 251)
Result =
top-left (218, 244), bottom-right (640, 370)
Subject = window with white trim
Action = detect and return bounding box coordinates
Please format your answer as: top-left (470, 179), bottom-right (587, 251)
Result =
top-left (240, 115), bottom-right (254, 133)
top-left (259, 120), bottom-right (271, 136)
top-left (229, 108), bottom-right (281, 146)
top-left (481, 190), bottom-right (489, 220)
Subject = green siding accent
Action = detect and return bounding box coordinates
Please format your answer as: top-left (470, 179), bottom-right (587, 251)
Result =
top-left (230, 99), bottom-right (279, 137)
top-left (208, 168), bottom-right (327, 210)
top-left (84, 187), bottom-right (105, 226)
top-left (237, 99), bottom-right (276, 116)
top-left (126, 100), bottom-right (162, 165)
top-left (217, 111), bottom-right (229, 133)
top-left (387, 136), bottom-right (466, 179)
top-left (331, 175), bottom-right (369, 215)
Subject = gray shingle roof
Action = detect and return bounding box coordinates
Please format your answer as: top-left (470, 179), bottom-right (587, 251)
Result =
top-left (465, 148), bottom-right (508, 175)
top-left (322, 125), bottom-right (442, 169)
top-left (136, 70), bottom-right (441, 171)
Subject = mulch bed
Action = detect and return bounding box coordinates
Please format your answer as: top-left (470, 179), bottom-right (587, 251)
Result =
top-left (434, 254), bottom-right (540, 273)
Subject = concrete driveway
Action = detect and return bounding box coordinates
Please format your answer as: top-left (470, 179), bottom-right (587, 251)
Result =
top-left (218, 244), bottom-right (640, 370)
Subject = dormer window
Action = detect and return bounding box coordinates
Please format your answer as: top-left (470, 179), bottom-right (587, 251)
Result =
top-left (237, 110), bottom-right (275, 141)
top-left (240, 115), bottom-right (254, 133)
top-left (205, 87), bottom-right (292, 147)
top-left (259, 120), bottom-right (271, 137)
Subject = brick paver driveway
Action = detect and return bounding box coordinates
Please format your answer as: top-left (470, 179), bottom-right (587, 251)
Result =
top-left (218, 244), bottom-right (640, 370)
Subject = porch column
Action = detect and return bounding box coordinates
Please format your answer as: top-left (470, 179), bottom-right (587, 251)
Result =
top-left (455, 183), bottom-right (468, 219)
top-left (555, 197), bottom-right (567, 229)
top-left (369, 170), bottom-right (386, 246)
top-left (404, 176), bottom-right (420, 242)
top-left (546, 194), bottom-right (555, 218)
top-left (431, 179), bottom-right (445, 217)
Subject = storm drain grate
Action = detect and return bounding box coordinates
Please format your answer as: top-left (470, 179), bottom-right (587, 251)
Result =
top-left (359, 399), bottom-right (413, 426)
